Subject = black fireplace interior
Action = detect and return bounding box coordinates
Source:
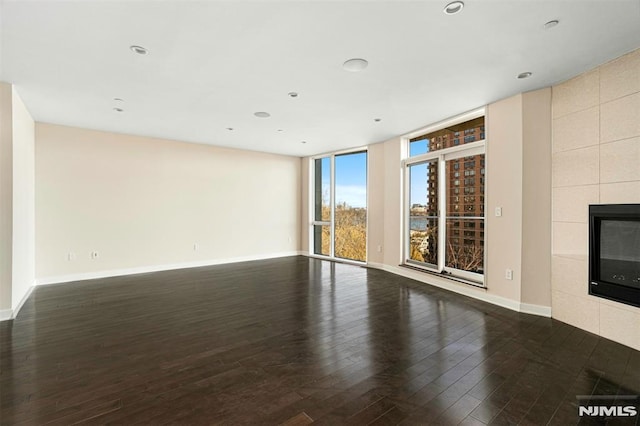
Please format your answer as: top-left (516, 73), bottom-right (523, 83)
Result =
top-left (589, 204), bottom-right (640, 308)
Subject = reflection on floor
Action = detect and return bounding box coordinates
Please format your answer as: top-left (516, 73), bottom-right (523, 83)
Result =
top-left (1, 256), bottom-right (638, 424)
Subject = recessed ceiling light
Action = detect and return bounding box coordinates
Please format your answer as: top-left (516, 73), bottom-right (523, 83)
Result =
top-left (254, 112), bottom-right (271, 118)
top-left (277, 129), bottom-right (284, 132)
top-left (444, 1), bottom-right (464, 15)
top-left (288, 92), bottom-right (298, 98)
top-left (130, 45), bottom-right (148, 55)
top-left (113, 98), bottom-right (124, 102)
top-left (544, 20), bottom-right (559, 29)
top-left (343, 58), bottom-right (368, 72)
top-left (301, 141), bottom-right (307, 144)
top-left (517, 72), bottom-right (533, 79)
top-left (374, 118), bottom-right (382, 122)
top-left (226, 127), bottom-right (234, 131)
top-left (113, 107), bottom-right (124, 112)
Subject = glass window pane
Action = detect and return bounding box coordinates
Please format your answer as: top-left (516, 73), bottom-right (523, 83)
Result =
top-left (409, 116), bottom-right (484, 156)
top-left (409, 138), bottom-right (428, 156)
top-left (445, 153), bottom-right (485, 274)
top-left (314, 157), bottom-right (330, 221)
top-left (409, 160), bottom-right (438, 267)
top-left (445, 219), bottom-right (484, 274)
top-left (313, 225), bottom-right (330, 256)
top-left (334, 152), bottom-right (367, 261)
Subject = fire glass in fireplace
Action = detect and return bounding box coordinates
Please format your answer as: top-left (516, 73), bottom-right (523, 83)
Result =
top-left (589, 204), bottom-right (640, 308)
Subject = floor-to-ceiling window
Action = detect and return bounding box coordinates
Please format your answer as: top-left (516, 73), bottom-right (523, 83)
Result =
top-left (405, 112), bottom-right (486, 285)
top-left (312, 150), bottom-right (367, 262)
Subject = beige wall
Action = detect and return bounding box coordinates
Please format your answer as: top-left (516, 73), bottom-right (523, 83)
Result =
top-left (0, 83), bottom-right (13, 313)
top-left (36, 123), bottom-right (301, 280)
top-left (551, 48), bottom-right (640, 350)
top-left (366, 142), bottom-right (385, 264)
top-left (11, 87), bottom-right (35, 309)
top-left (300, 157), bottom-right (309, 252)
top-left (382, 138), bottom-right (403, 267)
top-left (521, 89), bottom-right (552, 307)
top-left (485, 95), bottom-right (524, 303)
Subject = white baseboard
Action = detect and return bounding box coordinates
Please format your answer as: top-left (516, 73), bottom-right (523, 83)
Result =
top-left (520, 302), bottom-right (552, 317)
top-left (367, 262), bottom-right (551, 318)
top-left (11, 285), bottom-right (35, 320)
top-left (0, 285), bottom-right (35, 322)
top-left (27, 253), bottom-right (551, 320)
top-left (36, 251), bottom-right (303, 286)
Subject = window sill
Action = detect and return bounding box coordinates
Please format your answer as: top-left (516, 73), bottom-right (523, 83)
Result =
top-left (399, 263), bottom-right (486, 289)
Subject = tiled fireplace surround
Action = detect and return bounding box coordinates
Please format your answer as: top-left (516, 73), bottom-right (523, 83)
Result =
top-left (551, 48), bottom-right (640, 350)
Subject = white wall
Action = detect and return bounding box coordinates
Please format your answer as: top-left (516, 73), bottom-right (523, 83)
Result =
top-left (0, 83), bottom-right (35, 319)
top-left (36, 123), bottom-right (301, 282)
top-left (11, 87), bottom-right (35, 310)
top-left (0, 83), bottom-right (13, 316)
top-left (551, 48), bottom-right (640, 351)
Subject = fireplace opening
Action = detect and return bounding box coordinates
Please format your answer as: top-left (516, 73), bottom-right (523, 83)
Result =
top-left (589, 204), bottom-right (640, 308)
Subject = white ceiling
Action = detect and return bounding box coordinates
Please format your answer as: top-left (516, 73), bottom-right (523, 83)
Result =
top-left (2, 1), bottom-right (639, 157)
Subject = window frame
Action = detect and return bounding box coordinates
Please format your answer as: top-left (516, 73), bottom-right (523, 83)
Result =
top-left (402, 108), bottom-right (487, 286)
top-left (309, 147), bottom-right (369, 264)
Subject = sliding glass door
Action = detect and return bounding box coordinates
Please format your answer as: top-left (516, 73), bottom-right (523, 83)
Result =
top-left (312, 151), bottom-right (367, 262)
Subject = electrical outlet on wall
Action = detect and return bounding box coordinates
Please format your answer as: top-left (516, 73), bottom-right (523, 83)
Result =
top-left (193, 243), bottom-right (199, 251)
top-left (91, 251), bottom-right (99, 260)
top-left (505, 269), bottom-right (513, 280)
top-left (67, 252), bottom-right (76, 261)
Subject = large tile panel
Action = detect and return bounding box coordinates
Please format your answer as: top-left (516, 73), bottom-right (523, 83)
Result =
top-left (599, 303), bottom-right (640, 351)
top-left (600, 49), bottom-right (640, 103)
top-left (601, 92), bottom-right (640, 143)
top-left (551, 185), bottom-right (598, 223)
top-left (552, 222), bottom-right (588, 256)
top-left (552, 69), bottom-right (599, 119)
top-left (552, 290), bottom-right (600, 334)
top-left (600, 181), bottom-right (640, 204)
top-left (600, 137), bottom-right (640, 183)
top-left (552, 146), bottom-right (599, 187)
top-left (551, 255), bottom-right (588, 297)
top-left (552, 107), bottom-right (599, 153)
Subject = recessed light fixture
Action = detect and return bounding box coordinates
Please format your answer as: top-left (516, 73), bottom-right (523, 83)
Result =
top-left (113, 107), bottom-right (124, 112)
top-left (443, 1), bottom-right (464, 15)
top-left (544, 20), bottom-right (559, 29)
top-left (113, 98), bottom-right (124, 102)
top-left (343, 58), bottom-right (368, 72)
top-left (288, 92), bottom-right (298, 98)
top-left (374, 118), bottom-right (382, 122)
top-left (277, 129), bottom-right (284, 132)
top-left (130, 45), bottom-right (148, 55)
top-left (517, 71), bottom-right (533, 79)
top-left (226, 127), bottom-right (234, 131)
top-left (301, 141), bottom-right (307, 144)
top-left (254, 112), bottom-right (271, 118)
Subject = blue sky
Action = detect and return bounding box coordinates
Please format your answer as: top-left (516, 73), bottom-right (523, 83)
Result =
top-left (409, 140), bottom-right (430, 207)
top-left (321, 151), bottom-right (367, 208)
top-left (321, 150), bottom-right (432, 209)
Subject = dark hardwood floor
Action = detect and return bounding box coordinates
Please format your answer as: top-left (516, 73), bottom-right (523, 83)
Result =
top-left (1, 256), bottom-right (639, 425)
